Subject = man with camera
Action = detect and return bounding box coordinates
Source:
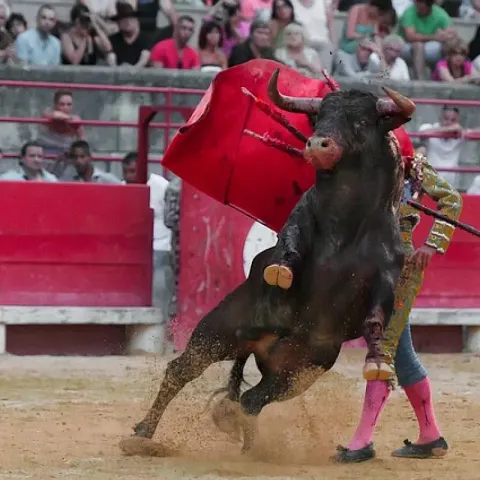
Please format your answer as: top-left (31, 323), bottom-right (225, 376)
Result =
top-left (61, 4), bottom-right (112, 65)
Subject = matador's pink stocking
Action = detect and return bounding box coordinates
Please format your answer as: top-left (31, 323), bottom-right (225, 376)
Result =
top-left (347, 380), bottom-right (390, 450)
top-left (404, 377), bottom-right (441, 444)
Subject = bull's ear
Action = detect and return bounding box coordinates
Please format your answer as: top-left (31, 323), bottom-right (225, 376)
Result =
top-left (379, 114), bottom-right (411, 132)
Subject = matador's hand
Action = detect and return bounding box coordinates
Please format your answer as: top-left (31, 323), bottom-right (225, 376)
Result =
top-left (410, 245), bottom-right (436, 270)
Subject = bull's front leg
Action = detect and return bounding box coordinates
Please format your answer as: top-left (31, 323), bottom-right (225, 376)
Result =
top-left (264, 189), bottom-right (316, 290)
top-left (363, 270), bottom-right (400, 382)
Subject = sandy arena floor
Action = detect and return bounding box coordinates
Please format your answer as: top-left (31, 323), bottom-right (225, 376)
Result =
top-left (1, 348), bottom-right (479, 480)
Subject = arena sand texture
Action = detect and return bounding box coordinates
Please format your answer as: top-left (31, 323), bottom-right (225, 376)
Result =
top-left (0, 348), bottom-right (479, 480)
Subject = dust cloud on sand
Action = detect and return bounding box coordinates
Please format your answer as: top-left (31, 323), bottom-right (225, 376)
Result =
top-left (1, 349), bottom-right (480, 479)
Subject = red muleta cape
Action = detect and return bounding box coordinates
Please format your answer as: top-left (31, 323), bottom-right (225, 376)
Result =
top-left (162, 59), bottom-right (414, 233)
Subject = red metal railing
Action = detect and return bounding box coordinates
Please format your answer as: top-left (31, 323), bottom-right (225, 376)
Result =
top-left (2, 79), bottom-right (480, 174)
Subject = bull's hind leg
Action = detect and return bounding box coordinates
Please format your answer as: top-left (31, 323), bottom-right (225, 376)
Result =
top-left (132, 342), bottom-right (227, 441)
top-left (238, 338), bottom-right (339, 454)
top-left (120, 285), bottom-right (249, 456)
top-left (211, 356), bottom-right (249, 441)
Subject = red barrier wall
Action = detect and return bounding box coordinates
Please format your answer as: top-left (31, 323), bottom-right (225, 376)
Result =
top-left (175, 186), bottom-right (480, 351)
top-left (0, 182), bottom-right (153, 306)
top-left (411, 195), bottom-right (480, 308)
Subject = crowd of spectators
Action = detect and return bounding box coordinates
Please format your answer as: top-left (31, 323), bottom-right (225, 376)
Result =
top-left (0, 0), bottom-right (479, 81)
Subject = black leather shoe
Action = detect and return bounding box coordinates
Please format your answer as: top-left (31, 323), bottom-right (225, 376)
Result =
top-left (334, 443), bottom-right (376, 463)
top-left (392, 437), bottom-right (448, 459)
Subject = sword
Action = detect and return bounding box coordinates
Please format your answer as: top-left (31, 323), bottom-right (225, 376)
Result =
top-left (407, 200), bottom-right (480, 238)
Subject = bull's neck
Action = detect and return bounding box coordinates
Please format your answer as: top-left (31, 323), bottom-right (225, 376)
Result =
top-left (314, 148), bottom-right (397, 237)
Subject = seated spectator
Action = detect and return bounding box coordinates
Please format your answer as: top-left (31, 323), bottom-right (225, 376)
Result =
top-left (121, 151), bottom-right (138, 183)
top-left (228, 19), bottom-right (275, 66)
top-left (432, 36), bottom-right (480, 83)
top-left (0, 23), bottom-right (15, 65)
top-left (368, 33), bottom-right (410, 80)
top-left (241, 0), bottom-right (273, 24)
top-left (150, 15), bottom-right (199, 69)
top-left (416, 106), bottom-right (464, 188)
top-left (208, 0), bottom-right (249, 57)
top-left (0, 0), bottom-right (9, 19)
top-left (64, 140), bottom-right (121, 183)
top-left (338, 0), bottom-right (394, 54)
top-left (38, 90), bottom-right (85, 158)
top-left (106, 2), bottom-right (150, 67)
top-left (198, 20), bottom-right (227, 70)
top-left (0, 141), bottom-right (58, 182)
top-left (61, 4), bottom-right (112, 65)
top-left (121, 152), bottom-right (173, 313)
top-left (275, 22), bottom-right (322, 76)
top-left (291, 0), bottom-right (335, 72)
top-left (15, 4), bottom-right (61, 66)
top-left (399, 0), bottom-right (456, 80)
top-left (334, 36), bottom-right (379, 78)
top-left (269, 0), bottom-right (294, 49)
top-left (377, 7), bottom-right (397, 37)
top-left (5, 12), bottom-right (27, 40)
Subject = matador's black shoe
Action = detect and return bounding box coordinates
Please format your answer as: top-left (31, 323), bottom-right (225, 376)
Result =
top-left (392, 437), bottom-right (448, 459)
top-left (334, 443), bottom-right (376, 463)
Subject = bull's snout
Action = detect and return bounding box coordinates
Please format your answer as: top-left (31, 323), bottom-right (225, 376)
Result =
top-left (304, 136), bottom-right (343, 170)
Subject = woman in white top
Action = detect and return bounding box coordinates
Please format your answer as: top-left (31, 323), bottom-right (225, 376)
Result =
top-left (368, 33), bottom-right (410, 81)
top-left (290, 0), bottom-right (334, 72)
top-left (275, 21), bottom-right (322, 77)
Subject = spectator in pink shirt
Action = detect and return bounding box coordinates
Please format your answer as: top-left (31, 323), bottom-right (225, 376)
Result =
top-left (150, 15), bottom-right (199, 69)
top-left (241, 0), bottom-right (273, 24)
top-left (432, 36), bottom-right (480, 84)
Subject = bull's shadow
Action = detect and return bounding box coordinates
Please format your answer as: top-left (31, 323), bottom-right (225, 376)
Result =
top-left (119, 70), bottom-right (415, 457)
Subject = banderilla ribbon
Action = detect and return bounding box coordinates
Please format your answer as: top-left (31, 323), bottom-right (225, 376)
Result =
top-left (407, 200), bottom-right (480, 238)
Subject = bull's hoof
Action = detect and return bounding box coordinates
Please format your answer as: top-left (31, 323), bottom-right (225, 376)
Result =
top-left (133, 421), bottom-right (154, 438)
top-left (211, 397), bottom-right (242, 442)
top-left (263, 264), bottom-right (293, 289)
top-left (119, 435), bottom-right (170, 457)
top-left (334, 443), bottom-right (376, 463)
top-left (363, 361), bottom-right (394, 381)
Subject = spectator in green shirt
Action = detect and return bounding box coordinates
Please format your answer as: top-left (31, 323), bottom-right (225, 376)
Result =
top-left (399, 0), bottom-right (456, 79)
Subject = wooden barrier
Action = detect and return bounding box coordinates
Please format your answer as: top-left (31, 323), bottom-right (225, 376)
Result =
top-left (0, 181), bottom-right (155, 355)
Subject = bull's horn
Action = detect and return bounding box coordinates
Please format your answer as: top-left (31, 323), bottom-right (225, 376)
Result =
top-left (321, 69), bottom-right (340, 91)
top-left (376, 87), bottom-right (416, 118)
top-left (267, 68), bottom-right (323, 114)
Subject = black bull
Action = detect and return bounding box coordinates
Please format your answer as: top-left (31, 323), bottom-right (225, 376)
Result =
top-left (120, 72), bottom-right (417, 456)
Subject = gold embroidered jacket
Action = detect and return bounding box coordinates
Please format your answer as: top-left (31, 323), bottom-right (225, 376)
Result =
top-left (399, 153), bottom-right (463, 255)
